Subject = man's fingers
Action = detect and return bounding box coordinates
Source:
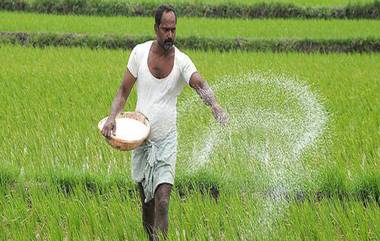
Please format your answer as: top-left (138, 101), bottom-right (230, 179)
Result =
top-left (102, 129), bottom-right (108, 138)
top-left (101, 128), bottom-right (107, 137)
top-left (106, 129), bottom-right (112, 139)
top-left (101, 125), bottom-right (113, 138)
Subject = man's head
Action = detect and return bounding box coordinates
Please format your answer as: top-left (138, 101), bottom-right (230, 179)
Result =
top-left (154, 4), bottom-right (177, 51)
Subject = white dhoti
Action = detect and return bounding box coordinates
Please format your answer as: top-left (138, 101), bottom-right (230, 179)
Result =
top-left (131, 129), bottom-right (177, 203)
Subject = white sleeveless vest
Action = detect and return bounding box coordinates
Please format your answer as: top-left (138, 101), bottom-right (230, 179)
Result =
top-left (127, 40), bottom-right (197, 141)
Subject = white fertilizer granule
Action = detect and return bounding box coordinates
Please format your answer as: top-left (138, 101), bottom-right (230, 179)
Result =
top-left (177, 71), bottom-right (328, 237)
top-left (113, 118), bottom-right (149, 141)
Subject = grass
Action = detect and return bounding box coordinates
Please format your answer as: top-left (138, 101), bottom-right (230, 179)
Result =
top-left (1, 2), bottom-right (379, 238)
top-left (1, 180), bottom-right (379, 240)
top-left (1, 11), bottom-right (380, 40)
top-left (0, 27), bottom-right (379, 239)
top-left (21, 0), bottom-right (378, 7)
top-left (0, 45), bottom-right (379, 182)
top-left (135, 0), bottom-right (376, 7)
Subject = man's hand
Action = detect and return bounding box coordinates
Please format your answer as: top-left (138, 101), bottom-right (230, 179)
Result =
top-left (212, 104), bottom-right (229, 126)
top-left (101, 117), bottom-right (116, 138)
top-left (189, 72), bottom-right (229, 126)
top-left (102, 69), bottom-right (136, 139)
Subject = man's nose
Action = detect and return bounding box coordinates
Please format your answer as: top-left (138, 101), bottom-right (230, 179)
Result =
top-left (167, 31), bottom-right (173, 39)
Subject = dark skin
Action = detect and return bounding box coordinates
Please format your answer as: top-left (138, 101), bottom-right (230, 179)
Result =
top-left (138, 183), bottom-right (172, 241)
top-left (101, 10), bottom-right (228, 240)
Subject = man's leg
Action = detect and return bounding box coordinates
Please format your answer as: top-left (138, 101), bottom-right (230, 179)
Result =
top-left (138, 183), bottom-right (155, 241)
top-left (154, 183), bottom-right (172, 239)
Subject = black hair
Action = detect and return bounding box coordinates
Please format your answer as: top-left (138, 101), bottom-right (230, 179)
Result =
top-left (155, 4), bottom-right (177, 26)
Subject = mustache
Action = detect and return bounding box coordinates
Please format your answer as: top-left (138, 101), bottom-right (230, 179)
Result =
top-left (164, 39), bottom-right (174, 44)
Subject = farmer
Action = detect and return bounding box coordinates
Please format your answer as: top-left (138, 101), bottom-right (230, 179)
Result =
top-left (101, 4), bottom-right (228, 240)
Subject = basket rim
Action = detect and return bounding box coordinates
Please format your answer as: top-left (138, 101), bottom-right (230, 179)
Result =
top-left (98, 111), bottom-right (150, 144)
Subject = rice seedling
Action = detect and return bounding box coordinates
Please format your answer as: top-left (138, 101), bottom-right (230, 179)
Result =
top-left (1, 45), bottom-right (379, 240)
top-left (1, 12), bottom-right (380, 40)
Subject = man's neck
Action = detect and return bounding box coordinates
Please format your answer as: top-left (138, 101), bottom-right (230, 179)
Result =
top-left (152, 41), bottom-right (174, 56)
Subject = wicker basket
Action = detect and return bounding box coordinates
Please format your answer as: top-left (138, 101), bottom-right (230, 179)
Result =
top-left (98, 112), bottom-right (150, 151)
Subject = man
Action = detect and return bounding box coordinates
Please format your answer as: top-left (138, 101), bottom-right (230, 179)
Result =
top-left (101, 4), bottom-right (228, 240)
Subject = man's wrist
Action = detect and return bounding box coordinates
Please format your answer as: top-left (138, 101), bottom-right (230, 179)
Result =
top-left (109, 112), bottom-right (118, 119)
top-left (211, 103), bottom-right (220, 111)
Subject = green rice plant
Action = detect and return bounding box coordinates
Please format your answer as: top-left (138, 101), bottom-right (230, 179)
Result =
top-left (123, 0), bottom-right (375, 6)
top-left (0, 45), bottom-right (379, 240)
top-left (21, 0), bottom-right (377, 7)
top-left (282, 199), bottom-right (380, 240)
top-left (2, 0), bottom-right (379, 19)
top-left (352, 171), bottom-right (380, 204)
top-left (0, 45), bottom-right (379, 191)
top-left (1, 182), bottom-right (379, 240)
top-left (2, 11), bottom-right (380, 40)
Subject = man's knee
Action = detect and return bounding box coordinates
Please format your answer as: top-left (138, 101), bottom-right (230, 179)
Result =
top-left (155, 183), bottom-right (172, 215)
top-left (142, 200), bottom-right (155, 217)
top-left (143, 199), bottom-right (155, 209)
top-left (156, 198), bottom-right (169, 216)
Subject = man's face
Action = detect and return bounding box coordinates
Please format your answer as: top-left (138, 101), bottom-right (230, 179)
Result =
top-left (155, 11), bottom-right (176, 51)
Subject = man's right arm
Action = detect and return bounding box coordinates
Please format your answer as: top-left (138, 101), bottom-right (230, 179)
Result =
top-left (101, 69), bottom-right (136, 138)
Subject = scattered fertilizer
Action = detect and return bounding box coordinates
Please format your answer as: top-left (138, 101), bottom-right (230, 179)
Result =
top-left (178, 71), bottom-right (328, 236)
top-left (179, 72), bottom-right (327, 172)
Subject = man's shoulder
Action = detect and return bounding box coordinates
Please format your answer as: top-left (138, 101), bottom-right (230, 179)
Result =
top-left (175, 47), bottom-right (193, 64)
top-left (132, 40), bottom-right (153, 54)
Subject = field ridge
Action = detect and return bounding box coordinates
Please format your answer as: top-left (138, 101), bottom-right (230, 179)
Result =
top-left (2, 31), bottom-right (380, 52)
top-left (1, 0), bottom-right (380, 19)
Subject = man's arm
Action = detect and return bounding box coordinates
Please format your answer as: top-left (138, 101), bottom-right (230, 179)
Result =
top-left (101, 69), bottom-right (136, 138)
top-left (189, 72), bottom-right (228, 125)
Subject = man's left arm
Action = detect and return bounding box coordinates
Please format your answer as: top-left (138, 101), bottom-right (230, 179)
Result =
top-left (189, 72), bottom-right (229, 126)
